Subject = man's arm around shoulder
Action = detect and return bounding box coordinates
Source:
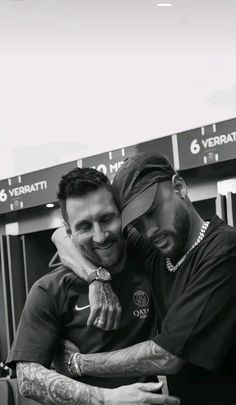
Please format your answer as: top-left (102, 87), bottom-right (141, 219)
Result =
top-left (16, 361), bottom-right (175, 405)
top-left (68, 340), bottom-right (185, 378)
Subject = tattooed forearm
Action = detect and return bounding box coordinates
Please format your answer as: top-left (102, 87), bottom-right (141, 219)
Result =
top-left (73, 341), bottom-right (184, 378)
top-left (51, 226), bottom-right (97, 281)
top-left (16, 362), bottom-right (105, 405)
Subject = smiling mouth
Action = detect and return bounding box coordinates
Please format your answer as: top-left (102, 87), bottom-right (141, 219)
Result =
top-left (153, 237), bottom-right (167, 249)
top-left (95, 242), bottom-right (113, 251)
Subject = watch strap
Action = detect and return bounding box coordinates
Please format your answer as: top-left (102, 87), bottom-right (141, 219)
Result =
top-left (87, 271), bottom-right (99, 284)
top-left (87, 267), bottom-right (111, 284)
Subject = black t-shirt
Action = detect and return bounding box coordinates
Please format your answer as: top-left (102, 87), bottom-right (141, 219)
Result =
top-left (128, 216), bottom-right (236, 404)
top-left (7, 256), bottom-right (158, 388)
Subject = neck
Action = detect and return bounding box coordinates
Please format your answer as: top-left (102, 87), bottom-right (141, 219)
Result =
top-left (185, 210), bottom-right (205, 253)
top-left (166, 215), bottom-right (210, 272)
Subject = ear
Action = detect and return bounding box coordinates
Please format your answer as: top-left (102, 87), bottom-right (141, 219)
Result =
top-left (64, 221), bottom-right (73, 240)
top-left (171, 174), bottom-right (187, 200)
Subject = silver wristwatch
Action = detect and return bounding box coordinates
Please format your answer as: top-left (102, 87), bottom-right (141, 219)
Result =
top-left (87, 267), bottom-right (112, 284)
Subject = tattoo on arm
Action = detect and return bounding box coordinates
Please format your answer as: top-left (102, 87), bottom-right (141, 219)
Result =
top-left (81, 266), bottom-right (92, 280)
top-left (17, 362), bottom-right (105, 405)
top-left (76, 341), bottom-right (184, 378)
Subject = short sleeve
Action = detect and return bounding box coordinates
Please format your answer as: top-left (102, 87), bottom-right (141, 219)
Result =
top-left (7, 282), bottom-right (61, 369)
top-left (153, 256), bottom-right (236, 372)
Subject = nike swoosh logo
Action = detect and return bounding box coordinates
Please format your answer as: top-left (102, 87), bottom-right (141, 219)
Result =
top-left (75, 304), bottom-right (91, 311)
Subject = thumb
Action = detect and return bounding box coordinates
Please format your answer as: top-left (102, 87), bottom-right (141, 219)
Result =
top-left (140, 381), bottom-right (164, 392)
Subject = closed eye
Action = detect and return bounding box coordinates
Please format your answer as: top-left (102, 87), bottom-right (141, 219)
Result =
top-left (101, 214), bottom-right (116, 223)
top-left (75, 222), bottom-right (92, 233)
top-left (145, 206), bottom-right (156, 217)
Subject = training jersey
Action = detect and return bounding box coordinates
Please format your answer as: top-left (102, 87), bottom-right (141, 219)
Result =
top-left (128, 216), bottom-right (236, 404)
top-left (7, 255), bottom-right (158, 388)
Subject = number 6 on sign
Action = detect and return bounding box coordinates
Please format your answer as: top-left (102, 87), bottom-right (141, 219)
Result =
top-left (0, 189), bottom-right (7, 202)
top-left (190, 139), bottom-right (201, 154)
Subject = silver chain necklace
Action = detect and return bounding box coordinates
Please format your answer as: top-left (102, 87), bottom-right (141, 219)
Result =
top-left (166, 221), bottom-right (210, 272)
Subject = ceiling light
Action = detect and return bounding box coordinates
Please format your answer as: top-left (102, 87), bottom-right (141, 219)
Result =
top-left (46, 203), bottom-right (54, 208)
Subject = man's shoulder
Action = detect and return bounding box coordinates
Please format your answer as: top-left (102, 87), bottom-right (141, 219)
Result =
top-left (201, 216), bottom-right (236, 262)
top-left (25, 266), bottom-right (82, 312)
top-left (209, 216), bottom-right (236, 245)
top-left (32, 265), bottom-right (78, 294)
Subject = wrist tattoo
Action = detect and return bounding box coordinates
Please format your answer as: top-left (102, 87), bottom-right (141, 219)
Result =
top-left (69, 353), bottom-right (83, 377)
top-left (82, 267), bottom-right (90, 279)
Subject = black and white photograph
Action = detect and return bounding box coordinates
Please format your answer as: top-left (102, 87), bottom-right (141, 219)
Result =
top-left (0, 1), bottom-right (236, 404)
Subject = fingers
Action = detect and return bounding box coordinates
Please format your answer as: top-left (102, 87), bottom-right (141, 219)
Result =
top-left (102, 296), bottom-right (115, 331)
top-left (101, 285), bottom-right (122, 330)
top-left (94, 297), bottom-right (122, 331)
top-left (108, 292), bottom-right (122, 330)
top-left (136, 383), bottom-right (180, 405)
top-left (140, 381), bottom-right (163, 392)
top-left (110, 303), bottom-right (122, 330)
top-left (146, 394), bottom-right (180, 404)
top-left (97, 313), bottom-right (110, 331)
top-left (88, 304), bottom-right (120, 331)
top-left (143, 392), bottom-right (180, 405)
top-left (87, 299), bottom-right (109, 330)
top-left (87, 282), bottom-right (105, 328)
top-left (87, 282), bottom-right (122, 331)
top-left (101, 291), bottom-right (119, 331)
top-left (87, 304), bottom-right (101, 327)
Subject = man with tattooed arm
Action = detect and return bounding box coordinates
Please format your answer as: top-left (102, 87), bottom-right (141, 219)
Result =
top-left (7, 166), bottom-right (179, 405)
top-left (53, 153), bottom-right (236, 405)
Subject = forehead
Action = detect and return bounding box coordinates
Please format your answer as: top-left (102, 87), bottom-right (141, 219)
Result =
top-left (66, 188), bottom-right (118, 225)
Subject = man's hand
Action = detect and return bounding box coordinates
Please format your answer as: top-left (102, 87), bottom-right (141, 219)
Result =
top-left (106, 382), bottom-right (180, 404)
top-left (53, 339), bottom-right (79, 377)
top-left (88, 281), bottom-right (122, 330)
top-left (52, 227), bottom-right (122, 331)
top-left (51, 226), bottom-right (88, 276)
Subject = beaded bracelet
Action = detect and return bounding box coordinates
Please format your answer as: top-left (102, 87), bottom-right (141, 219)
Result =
top-left (68, 353), bottom-right (83, 377)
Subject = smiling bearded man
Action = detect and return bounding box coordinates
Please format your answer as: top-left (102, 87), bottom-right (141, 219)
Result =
top-left (7, 166), bottom-right (179, 405)
top-left (52, 153), bottom-right (236, 405)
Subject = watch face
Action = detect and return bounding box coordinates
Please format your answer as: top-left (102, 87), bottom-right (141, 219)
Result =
top-left (97, 267), bottom-right (111, 281)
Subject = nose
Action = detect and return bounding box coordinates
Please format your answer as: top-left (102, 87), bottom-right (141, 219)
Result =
top-left (145, 222), bottom-right (159, 240)
top-left (93, 224), bottom-right (108, 244)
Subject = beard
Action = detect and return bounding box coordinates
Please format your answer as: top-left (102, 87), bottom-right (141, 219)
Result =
top-left (78, 236), bottom-right (126, 270)
top-left (150, 205), bottom-right (190, 262)
top-left (167, 207), bottom-right (190, 262)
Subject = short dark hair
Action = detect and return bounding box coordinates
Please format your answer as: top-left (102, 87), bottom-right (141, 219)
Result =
top-left (57, 167), bottom-right (113, 222)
